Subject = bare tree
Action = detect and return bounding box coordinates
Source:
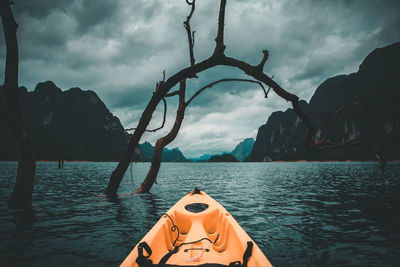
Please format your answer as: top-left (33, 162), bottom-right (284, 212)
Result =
top-left (136, 77), bottom-right (268, 193)
top-left (105, 0), bottom-right (385, 196)
top-left (1, 0), bottom-right (36, 208)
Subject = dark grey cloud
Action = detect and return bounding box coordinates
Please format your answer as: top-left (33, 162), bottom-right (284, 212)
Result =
top-left (70, 0), bottom-right (119, 34)
top-left (108, 86), bottom-right (155, 109)
top-left (1, 0), bottom-right (399, 157)
top-left (13, 0), bottom-right (70, 17)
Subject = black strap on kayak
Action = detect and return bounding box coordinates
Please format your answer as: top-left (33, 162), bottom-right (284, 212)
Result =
top-left (242, 241), bottom-right (253, 267)
top-left (159, 234), bottom-right (220, 265)
top-left (136, 242), bottom-right (153, 267)
top-left (159, 245), bottom-right (179, 264)
top-left (179, 234), bottom-right (218, 247)
top-left (227, 241), bottom-right (253, 267)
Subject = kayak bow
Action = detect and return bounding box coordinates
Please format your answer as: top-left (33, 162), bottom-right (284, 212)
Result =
top-left (121, 189), bottom-right (273, 267)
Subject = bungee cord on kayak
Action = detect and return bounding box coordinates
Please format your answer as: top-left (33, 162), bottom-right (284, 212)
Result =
top-left (186, 235), bottom-right (220, 262)
top-left (164, 212), bottom-right (220, 249)
top-left (163, 213), bottom-right (181, 247)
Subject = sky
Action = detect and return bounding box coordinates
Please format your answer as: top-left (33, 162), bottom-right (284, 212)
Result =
top-left (1, 0), bottom-right (399, 158)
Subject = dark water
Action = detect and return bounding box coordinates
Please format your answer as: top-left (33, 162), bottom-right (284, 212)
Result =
top-left (1, 162), bottom-right (400, 267)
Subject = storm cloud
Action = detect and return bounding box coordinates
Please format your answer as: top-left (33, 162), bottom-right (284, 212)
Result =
top-left (1, 0), bottom-right (399, 157)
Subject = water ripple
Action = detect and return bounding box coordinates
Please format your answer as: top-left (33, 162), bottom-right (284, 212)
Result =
top-left (1, 161), bottom-right (400, 266)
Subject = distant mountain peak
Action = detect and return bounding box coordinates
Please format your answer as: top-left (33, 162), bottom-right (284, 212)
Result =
top-left (231, 137), bottom-right (255, 161)
top-left (138, 141), bottom-right (189, 162)
top-left (190, 138), bottom-right (255, 162)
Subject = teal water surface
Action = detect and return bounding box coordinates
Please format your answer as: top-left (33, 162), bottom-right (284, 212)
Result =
top-left (1, 162), bottom-right (400, 266)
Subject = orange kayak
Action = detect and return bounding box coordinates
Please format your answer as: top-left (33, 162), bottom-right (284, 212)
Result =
top-left (121, 189), bottom-right (273, 267)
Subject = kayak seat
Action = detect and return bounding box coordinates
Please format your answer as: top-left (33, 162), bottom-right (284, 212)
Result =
top-left (204, 210), bottom-right (243, 256)
top-left (164, 197), bottom-right (245, 263)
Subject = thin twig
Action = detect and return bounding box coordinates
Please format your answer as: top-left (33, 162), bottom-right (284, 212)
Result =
top-left (165, 90), bottom-right (180, 97)
top-left (186, 78), bottom-right (268, 106)
top-left (184, 0), bottom-right (196, 67)
top-left (146, 96), bottom-right (167, 132)
top-left (213, 0), bottom-right (227, 55)
top-left (265, 74), bottom-right (274, 98)
top-left (256, 50), bottom-right (269, 70)
top-left (125, 95), bottom-right (167, 133)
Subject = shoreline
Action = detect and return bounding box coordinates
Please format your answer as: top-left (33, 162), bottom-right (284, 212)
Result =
top-left (1, 159), bottom-right (399, 163)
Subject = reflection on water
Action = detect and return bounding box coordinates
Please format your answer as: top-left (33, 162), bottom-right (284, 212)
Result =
top-left (1, 162), bottom-right (400, 266)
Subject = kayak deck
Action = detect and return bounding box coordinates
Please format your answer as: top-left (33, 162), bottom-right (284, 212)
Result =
top-left (121, 189), bottom-right (273, 266)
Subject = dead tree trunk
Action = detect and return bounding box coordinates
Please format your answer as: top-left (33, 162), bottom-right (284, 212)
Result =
top-left (136, 80), bottom-right (187, 193)
top-left (104, 82), bottom-right (165, 195)
top-left (1, 0), bottom-right (36, 209)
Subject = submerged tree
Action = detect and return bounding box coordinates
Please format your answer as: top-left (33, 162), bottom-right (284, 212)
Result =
top-left (136, 80), bottom-right (187, 193)
top-left (136, 77), bottom-right (268, 193)
top-left (1, 0), bottom-right (36, 208)
top-left (105, 0), bottom-right (386, 196)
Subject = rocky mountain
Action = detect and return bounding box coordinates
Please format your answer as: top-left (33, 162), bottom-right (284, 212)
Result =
top-left (248, 42), bottom-right (400, 161)
top-left (0, 81), bottom-right (128, 161)
top-left (191, 138), bottom-right (254, 162)
top-left (139, 141), bottom-right (190, 162)
top-left (0, 81), bottom-right (189, 162)
top-left (231, 138), bottom-right (254, 161)
top-left (191, 154), bottom-right (213, 162)
top-left (208, 153), bottom-right (239, 162)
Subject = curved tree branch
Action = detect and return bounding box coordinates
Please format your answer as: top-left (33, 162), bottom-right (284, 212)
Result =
top-left (124, 83), bottom-right (168, 133)
top-left (146, 96), bottom-right (167, 132)
top-left (315, 102), bottom-right (371, 148)
top-left (145, 71), bottom-right (168, 132)
top-left (186, 78), bottom-right (268, 107)
top-left (305, 101), bottom-right (387, 168)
